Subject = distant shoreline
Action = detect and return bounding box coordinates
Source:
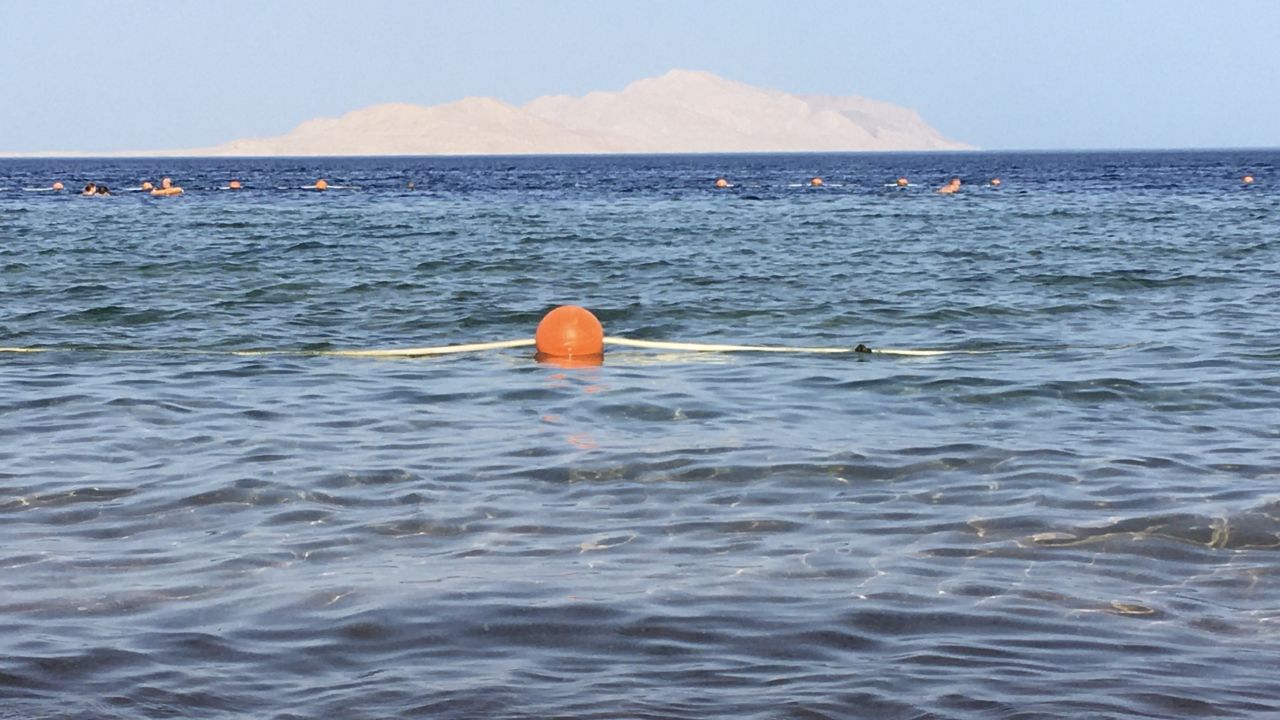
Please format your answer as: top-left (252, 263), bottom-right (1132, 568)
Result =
top-left (6, 147), bottom-right (1280, 161)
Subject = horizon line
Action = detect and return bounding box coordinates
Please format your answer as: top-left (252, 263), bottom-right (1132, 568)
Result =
top-left (3, 146), bottom-right (1279, 161)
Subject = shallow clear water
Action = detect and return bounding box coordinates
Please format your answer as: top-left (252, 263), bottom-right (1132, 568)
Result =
top-left (2, 152), bottom-right (1279, 718)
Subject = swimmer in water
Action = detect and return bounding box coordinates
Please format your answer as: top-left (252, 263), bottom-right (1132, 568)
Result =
top-left (52, 181), bottom-right (65, 191)
top-left (810, 177), bottom-right (823, 187)
top-left (81, 183), bottom-right (98, 196)
top-left (896, 177), bottom-right (909, 188)
top-left (406, 181), bottom-right (415, 190)
top-left (140, 181), bottom-right (155, 191)
top-left (228, 179), bottom-right (242, 190)
top-left (308, 179), bottom-right (329, 191)
top-left (937, 177), bottom-right (962, 194)
top-left (95, 184), bottom-right (111, 196)
top-left (151, 177), bottom-right (184, 196)
top-left (989, 178), bottom-right (1002, 187)
top-left (714, 177), bottom-right (730, 189)
top-left (1242, 175), bottom-right (1255, 185)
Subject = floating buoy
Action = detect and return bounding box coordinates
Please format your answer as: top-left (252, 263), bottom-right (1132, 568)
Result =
top-left (535, 305), bottom-right (604, 363)
top-left (314, 179), bottom-right (329, 191)
top-left (810, 177), bottom-right (823, 187)
top-left (714, 178), bottom-right (729, 189)
top-left (1242, 175), bottom-right (1255, 185)
top-left (229, 179), bottom-right (242, 190)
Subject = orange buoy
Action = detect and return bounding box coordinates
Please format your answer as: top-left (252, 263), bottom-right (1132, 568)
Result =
top-left (809, 177), bottom-right (823, 187)
top-left (314, 179), bottom-right (329, 191)
top-left (1242, 175), bottom-right (1255, 185)
top-left (535, 305), bottom-right (604, 362)
top-left (714, 177), bottom-right (729, 189)
top-left (51, 181), bottom-right (64, 191)
top-left (896, 177), bottom-right (909, 187)
top-left (229, 179), bottom-right (242, 190)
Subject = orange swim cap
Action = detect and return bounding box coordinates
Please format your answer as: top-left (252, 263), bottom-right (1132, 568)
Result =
top-left (229, 179), bottom-right (242, 190)
top-left (314, 179), bottom-right (329, 191)
top-left (990, 178), bottom-right (1002, 187)
top-left (1242, 175), bottom-right (1255, 185)
top-left (810, 177), bottom-right (823, 187)
top-left (714, 178), bottom-right (729, 189)
top-left (52, 181), bottom-right (64, 191)
top-left (535, 305), bottom-right (604, 361)
top-left (896, 177), bottom-right (909, 187)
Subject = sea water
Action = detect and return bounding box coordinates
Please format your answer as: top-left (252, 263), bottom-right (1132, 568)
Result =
top-left (2, 152), bottom-right (1278, 718)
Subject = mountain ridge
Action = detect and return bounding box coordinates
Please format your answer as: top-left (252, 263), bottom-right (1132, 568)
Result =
top-left (5, 70), bottom-right (973, 157)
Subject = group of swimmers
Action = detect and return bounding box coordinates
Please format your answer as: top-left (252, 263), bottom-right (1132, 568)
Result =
top-left (39, 173), bottom-right (1262, 197)
top-left (714, 175), bottom-right (1000, 193)
top-left (41, 177), bottom-right (334, 196)
top-left (61, 177), bottom-right (185, 197)
top-left (714, 173), bottom-right (1257, 192)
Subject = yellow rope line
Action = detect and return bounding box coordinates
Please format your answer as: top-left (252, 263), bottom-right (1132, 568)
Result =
top-left (605, 337), bottom-right (971, 356)
top-left (2, 338), bottom-right (978, 358)
top-left (604, 337), bottom-right (854, 354)
top-left (232, 338), bottom-right (537, 358)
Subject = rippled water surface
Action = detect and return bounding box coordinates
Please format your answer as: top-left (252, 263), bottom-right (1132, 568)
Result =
top-left (2, 152), bottom-right (1279, 718)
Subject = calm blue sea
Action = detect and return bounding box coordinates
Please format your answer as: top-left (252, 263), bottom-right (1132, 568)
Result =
top-left (2, 151), bottom-right (1279, 719)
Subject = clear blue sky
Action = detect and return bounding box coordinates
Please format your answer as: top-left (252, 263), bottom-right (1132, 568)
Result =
top-left (2, 0), bottom-right (1278, 153)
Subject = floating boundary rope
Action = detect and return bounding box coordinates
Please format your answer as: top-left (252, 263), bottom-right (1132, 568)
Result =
top-left (0, 338), bottom-right (968, 359)
top-left (1, 304), bottom-right (983, 360)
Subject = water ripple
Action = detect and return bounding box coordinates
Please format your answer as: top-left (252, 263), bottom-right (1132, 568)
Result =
top-left (3, 151), bottom-right (1279, 718)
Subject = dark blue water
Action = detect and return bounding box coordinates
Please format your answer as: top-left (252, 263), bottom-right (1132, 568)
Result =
top-left (2, 152), bottom-right (1279, 719)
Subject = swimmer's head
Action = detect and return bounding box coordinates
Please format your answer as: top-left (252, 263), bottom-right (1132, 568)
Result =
top-left (1242, 175), bottom-right (1255, 185)
top-left (314, 179), bottom-right (329, 191)
top-left (990, 178), bottom-right (1002, 187)
top-left (714, 177), bottom-right (729, 189)
top-left (406, 181), bottom-right (415, 190)
top-left (82, 183), bottom-right (96, 194)
top-left (810, 177), bottom-right (823, 187)
top-left (936, 177), bottom-right (962, 194)
top-left (229, 179), bottom-right (242, 190)
top-left (52, 181), bottom-right (64, 191)
top-left (896, 177), bottom-right (909, 187)
top-left (96, 184), bottom-right (110, 195)
top-left (161, 177), bottom-right (172, 189)
top-left (141, 181), bottom-right (154, 191)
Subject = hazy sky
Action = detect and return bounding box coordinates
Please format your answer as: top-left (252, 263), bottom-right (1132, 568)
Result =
top-left (2, 1), bottom-right (1278, 153)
